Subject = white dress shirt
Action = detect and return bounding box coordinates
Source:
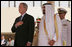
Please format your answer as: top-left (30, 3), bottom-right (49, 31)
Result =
top-left (1, 39), bottom-right (5, 45)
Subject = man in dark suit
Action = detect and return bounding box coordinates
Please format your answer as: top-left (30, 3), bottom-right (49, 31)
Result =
top-left (11, 3), bottom-right (34, 46)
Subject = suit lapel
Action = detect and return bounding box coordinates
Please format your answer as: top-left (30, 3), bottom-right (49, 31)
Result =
top-left (21, 13), bottom-right (27, 21)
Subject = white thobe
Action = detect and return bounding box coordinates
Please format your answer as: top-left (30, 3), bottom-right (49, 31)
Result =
top-left (61, 19), bottom-right (71, 46)
top-left (38, 5), bottom-right (62, 46)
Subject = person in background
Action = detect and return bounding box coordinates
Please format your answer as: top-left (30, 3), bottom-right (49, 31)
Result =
top-left (58, 8), bottom-right (71, 46)
top-left (6, 37), bottom-right (14, 46)
top-left (1, 35), bottom-right (7, 46)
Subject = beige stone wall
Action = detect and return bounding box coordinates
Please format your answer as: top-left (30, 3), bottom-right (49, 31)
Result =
top-left (1, 7), bottom-right (71, 33)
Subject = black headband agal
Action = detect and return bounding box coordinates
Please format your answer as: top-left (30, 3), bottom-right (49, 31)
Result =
top-left (43, 3), bottom-right (52, 6)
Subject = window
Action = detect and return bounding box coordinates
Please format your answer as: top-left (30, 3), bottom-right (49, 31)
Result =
top-left (60, 1), bottom-right (68, 7)
top-left (70, 1), bottom-right (71, 8)
top-left (16, 1), bottom-right (33, 7)
top-left (10, 1), bottom-right (14, 7)
top-left (1, 1), bottom-right (8, 7)
top-left (42, 1), bottom-right (47, 5)
top-left (35, 1), bottom-right (41, 7)
top-left (55, 1), bottom-right (59, 7)
top-left (27, 1), bottom-right (33, 7)
top-left (1, 1), bottom-right (71, 8)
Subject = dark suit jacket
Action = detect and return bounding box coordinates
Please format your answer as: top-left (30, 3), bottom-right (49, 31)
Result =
top-left (11, 13), bottom-right (34, 46)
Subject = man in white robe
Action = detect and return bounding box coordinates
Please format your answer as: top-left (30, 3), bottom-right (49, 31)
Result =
top-left (38, 3), bottom-right (63, 46)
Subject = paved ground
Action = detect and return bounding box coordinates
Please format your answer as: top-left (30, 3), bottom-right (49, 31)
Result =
top-left (32, 31), bottom-right (38, 46)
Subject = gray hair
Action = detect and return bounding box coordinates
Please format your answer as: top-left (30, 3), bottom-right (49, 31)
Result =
top-left (20, 3), bottom-right (28, 10)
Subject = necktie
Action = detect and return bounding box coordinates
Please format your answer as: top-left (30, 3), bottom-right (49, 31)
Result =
top-left (19, 16), bottom-right (22, 21)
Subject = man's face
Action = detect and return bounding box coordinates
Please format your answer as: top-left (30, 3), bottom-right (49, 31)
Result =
top-left (19, 4), bottom-right (27, 14)
top-left (9, 38), bottom-right (11, 41)
top-left (1, 36), bottom-right (4, 40)
top-left (59, 13), bottom-right (66, 20)
top-left (42, 5), bottom-right (45, 14)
